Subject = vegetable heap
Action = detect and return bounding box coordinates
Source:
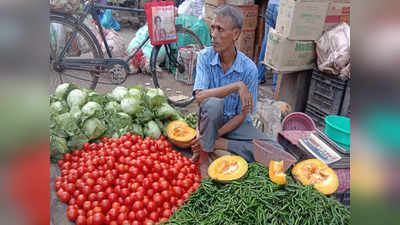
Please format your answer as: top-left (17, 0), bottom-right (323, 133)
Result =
top-left (163, 163), bottom-right (350, 225)
top-left (50, 83), bottom-right (196, 162)
top-left (54, 133), bottom-right (201, 225)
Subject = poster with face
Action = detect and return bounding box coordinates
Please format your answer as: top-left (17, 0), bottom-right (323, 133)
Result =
top-left (145, 1), bottom-right (177, 45)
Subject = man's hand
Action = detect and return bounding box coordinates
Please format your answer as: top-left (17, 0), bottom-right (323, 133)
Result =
top-left (237, 82), bottom-right (253, 114)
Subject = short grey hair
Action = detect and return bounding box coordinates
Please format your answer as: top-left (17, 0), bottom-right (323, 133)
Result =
top-left (215, 5), bottom-right (243, 30)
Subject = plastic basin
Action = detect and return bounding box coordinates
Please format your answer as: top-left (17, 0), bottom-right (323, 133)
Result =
top-left (325, 115), bottom-right (350, 150)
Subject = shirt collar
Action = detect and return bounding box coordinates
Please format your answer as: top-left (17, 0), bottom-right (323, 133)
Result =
top-left (210, 48), bottom-right (243, 73)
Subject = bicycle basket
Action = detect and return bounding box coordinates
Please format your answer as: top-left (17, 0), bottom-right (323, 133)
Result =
top-left (144, 0), bottom-right (177, 46)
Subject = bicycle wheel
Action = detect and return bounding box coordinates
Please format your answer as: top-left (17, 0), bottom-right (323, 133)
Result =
top-left (150, 26), bottom-right (205, 107)
top-left (49, 13), bottom-right (103, 91)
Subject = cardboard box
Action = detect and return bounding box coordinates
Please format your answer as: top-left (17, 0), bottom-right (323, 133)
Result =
top-left (226, 0), bottom-right (255, 5)
top-left (205, 0), bottom-right (226, 6)
top-left (204, 3), bottom-right (258, 30)
top-left (236, 29), bottom-right (256, 59)
top-left (323, 1), bottom-right (350, 31)
top-left (276, 0), bottom-right (329, 40)
top-left (263, 28), bottom-right (316, 72)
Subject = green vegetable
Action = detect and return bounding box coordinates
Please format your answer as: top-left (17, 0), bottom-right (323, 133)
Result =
top-left (135, 107), bottom-right (154, 122)
top-left (120, 96), bottom-right (143, 116)
top-left (131, 123), bottom-right (144, 137)
top-left (162, 163), bottom-right (350, 225)
top-left (50, 135), bottom-right (69, 162)
top-left (82, 117), bottom-right (106, 140)
top-left (50, 101), bottom-right (69, 116)
top-left (67, 89), bottom-right (87, 108)
top-left (55, 83), bottom-right (77, 100)
top-left (105, 101), bottom-right (121, 113)
top-left (156, 103), bottom-right (181, 120)
top-left (185, 112), bottom-right (198, 129)
top-left (81, 101), bottom-right (104, 118)
top-left (144, 121), bottom-right (161, 139)
top-left (145, 88), bottom-right (166, 108)
top-left (54, 112), bottom-right (81, 136)
top-left (110, 86), bottom-right (128, 102)
top-left (67, 132), bottom-right (89, 150)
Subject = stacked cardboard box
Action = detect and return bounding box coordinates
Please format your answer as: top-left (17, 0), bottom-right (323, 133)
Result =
top-left (203, 0), bottom-right (258, 59)
top-left (263, 0), bottom-right (351, 72)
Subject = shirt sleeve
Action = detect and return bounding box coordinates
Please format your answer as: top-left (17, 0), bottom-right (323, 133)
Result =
top-left (192, 51), bottom-right (210, 96)
top-left (245, 64), bottom-right (258, 116)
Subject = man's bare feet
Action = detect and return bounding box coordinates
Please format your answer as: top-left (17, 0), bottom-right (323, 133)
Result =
top-left (190, 149), bottom-right (200, 162)
top-left (198, 150), bottom-right (210, 178)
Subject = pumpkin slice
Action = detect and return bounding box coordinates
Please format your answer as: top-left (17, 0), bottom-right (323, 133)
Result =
top-left (167, 121), bottom-right (197, 148)
top-left (208, 155), bottom-right (248, 183)
top-left (292, 159), bottom-right (339, 195)
top-left (269, 160), bottom-right (287, 185)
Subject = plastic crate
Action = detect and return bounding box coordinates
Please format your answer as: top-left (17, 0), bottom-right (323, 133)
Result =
top-left (307, 68), bottom-right (348, 115)
top-left (304, 104), bottom-right (327, 129)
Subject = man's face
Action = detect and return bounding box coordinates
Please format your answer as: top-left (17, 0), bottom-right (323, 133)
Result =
top-left (210, 15), bottom-right (240, 54)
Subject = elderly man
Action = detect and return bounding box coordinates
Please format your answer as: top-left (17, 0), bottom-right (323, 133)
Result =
top-left (191, 5), bottom-right (282, 177)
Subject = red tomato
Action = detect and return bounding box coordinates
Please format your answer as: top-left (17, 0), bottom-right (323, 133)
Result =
top-left (136, 174), bottom-right (145, 183)
top-left (153, 193), bottom-right (163, 206)
top-left (82, 201), bottom-right (92, 212)
top-left (143, 178), bottom-right (152, 189)
top-left (163, 202), bottom-right (171, 209)
top-left (172, 186), bottom-right (183, 197)
top-left (82, 185), bottom-right (91, 196)
top-left (128, 211), bottom-right (136, 220)
top-left (88, 193), bottom-right (97, 202)
top-left (136, 210), bottom-right (146, 221)
top-left (117, 213), bottom-right (127, 224)
top-left (151, 182), bottom-right (160, 192)
top-left (120, 205), bottom-right (129, 214)
top-left (132, 201), bottom-right (144, 210)
top-left (161, 190), bottom-right (170, 200)
top-left (162, 209), bottom-right (171, 218)
top-left (75, 215), bottom-right (86, 225)
top-left (124, 196), bottom-right (133, 207)
top-left (92, 213), bottom-right (104, 225)
top-left (108, 193), bottom-right (118, 202)
top-left (100, 199), bottom-right (111, 213)
top-left (67, 207), bottom-right (78, 221)
top-left (96, 191), bottom-right (105, 201)
top-left (177, 199), bottom-right (184, 206)
top-left (57, 190), bottom-right (70, 203)
top-left (112, 202), bottom-right (121, 209)
top-left (146, 200), bottom-right (157, 211)
top-left (108, 208), bottom-right (119, 220)
top-left (182, 179), bottom-right (193, 189)
top-left (182, 193), bottom-right (190, 200)
top-left (160, 180), bottom-right (169, 190)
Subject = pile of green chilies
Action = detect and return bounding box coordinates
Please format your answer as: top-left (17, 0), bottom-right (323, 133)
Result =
top-left (162, 163), bottom-right (350, 225)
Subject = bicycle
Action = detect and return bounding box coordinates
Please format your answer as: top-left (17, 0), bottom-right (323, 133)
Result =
top-left (50, 0), bottom-right (204, 107)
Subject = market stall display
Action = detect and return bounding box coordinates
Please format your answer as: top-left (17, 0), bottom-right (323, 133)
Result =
top-left (50, 83), bottom-right (196, 162)
top-left (162, 163), bottom-right (350, 225)
top-left (54, 133), bottom-right (201, 224)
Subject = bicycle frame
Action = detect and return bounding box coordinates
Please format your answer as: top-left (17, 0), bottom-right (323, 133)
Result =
top-left (52, 1), bottom-right (182, 75)
top-left (54, 1), bottom-right (148, 73)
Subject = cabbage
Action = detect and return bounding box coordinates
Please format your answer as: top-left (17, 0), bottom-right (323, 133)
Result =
top-left (55, 112), bottom-right (81, 136)
top-left (105, 101), bottom-right (121, 113)
top-left (156, 103), bottom-right (181, 120)
top-left (105, 112), bottom-right (133, 137)
top-left (132, 123), bottom-right (144, 137)
top-left (86, 90), bottom-right (107, 106)
top-left (145, 88), bottom-right (166, 108)
top-left (110, 86), bottom-right (129, 102)
top-left (67, 89), bottom-right (87, 108)
top-left (82, 118), bottom-right (106, 140)
top-left (67, 132), bottom-right (89, 150)
top-left (70, 106), bottom-right (83, 120)
top-left (128, 87), bottom-right (142, 98)
top-left (144, 121), bottom-right (161, 139)
top-left (50, 135), bottom-right (69, 161)
top-left (81, 101), bottom-right (103, 117)
top-left (135, 107), bottom-right (154, 122)
top-left (55, 83), bottom-right (77, 100)
top-left (121, 97), bottom-right (143, 116)
top-left (50, 101), bottom-right (69, 116)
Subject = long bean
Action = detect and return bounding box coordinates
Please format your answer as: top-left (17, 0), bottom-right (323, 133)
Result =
top-left (162, 163), bottom-right (350, 225)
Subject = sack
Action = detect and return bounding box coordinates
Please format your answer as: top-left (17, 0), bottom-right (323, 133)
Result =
top-left (144, 0), bottom-right (177, 46)
top-left (50, 0), bottom-right (81, 13)
top-left (97, 29), bottom-right (127, 58)
top-left (50, 23), bottom-right (81, 57)
top-left (316, 23), bottom-right (350, 79)
top-left (99, 9), bottom-right (121, 31)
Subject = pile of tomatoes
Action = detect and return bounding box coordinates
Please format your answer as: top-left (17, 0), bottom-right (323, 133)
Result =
top-left (54, 133), bottom-right (201, 225)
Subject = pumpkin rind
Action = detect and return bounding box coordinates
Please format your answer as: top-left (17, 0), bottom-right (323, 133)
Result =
top-left (208, 155), bottom-right (248, 183)
top-left (167, 121), bottom-right (197, 148)
top-left (292, 159), bottom-right (339, 195)
top-left (269, 160), bottom-right (287, 185)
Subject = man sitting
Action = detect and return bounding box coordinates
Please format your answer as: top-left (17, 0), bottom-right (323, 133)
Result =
top-left (191, 5), bottom-right (282, 177)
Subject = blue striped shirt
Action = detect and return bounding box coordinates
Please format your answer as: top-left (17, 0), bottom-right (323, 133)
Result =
top-left (193, 47), bottom-right (258, 122)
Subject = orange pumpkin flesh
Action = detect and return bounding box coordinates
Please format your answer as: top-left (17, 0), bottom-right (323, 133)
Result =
top-left (208, 155), bottom-right (248, 183)
top-left (292, 159), bottom-right (339, 195)
top-left (167, 121), bottom-right (196, 148)
top-left (269, 160), bottom-right (287, 185)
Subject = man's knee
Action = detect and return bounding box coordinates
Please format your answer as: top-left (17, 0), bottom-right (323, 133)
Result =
top-left (200, 97), bottom-right (224, 121)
